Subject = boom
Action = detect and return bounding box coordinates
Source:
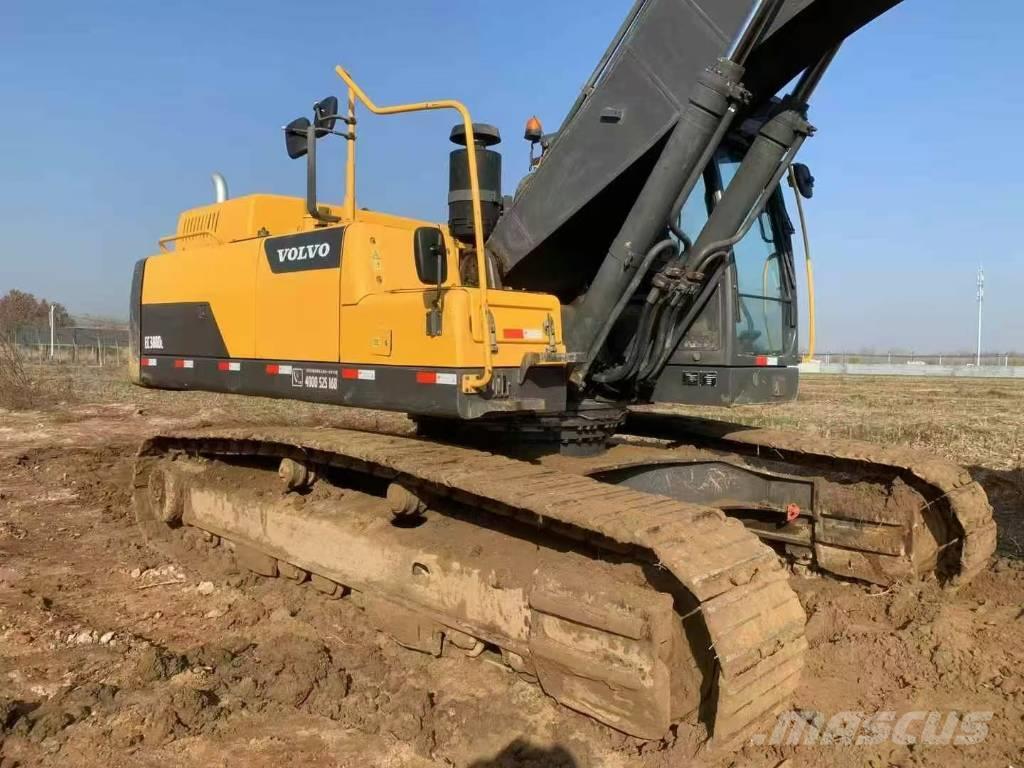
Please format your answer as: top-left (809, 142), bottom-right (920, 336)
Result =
top-left (490, 0), bottom-right (901, 289)
top-left (490, 0), bottom-right (902, 402)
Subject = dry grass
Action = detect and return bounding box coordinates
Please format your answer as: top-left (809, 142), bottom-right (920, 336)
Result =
top-left (674, 374), bottom-right (1024, 473)
top-left (0, 347), bottom-right (76, 410)
top-left (0, 337), bottom-right (43, 409)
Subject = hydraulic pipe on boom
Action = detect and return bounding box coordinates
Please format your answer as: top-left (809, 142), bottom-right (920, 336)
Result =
top-left (625, 49), bottom-right (839, 382)
top-left (678, 45), bottom-right (839, 277)
top-left (567, 0), bottom-right (787, 386)
top-left (593, 46), bottom-right (838, 391)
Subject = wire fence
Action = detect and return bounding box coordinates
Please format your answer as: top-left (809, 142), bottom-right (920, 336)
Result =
top-left (7, 327), bottom-right (130, 367)
top-left (815, 352), bottom-right (1022, 367)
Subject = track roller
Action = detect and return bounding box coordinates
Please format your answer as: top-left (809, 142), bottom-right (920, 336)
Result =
top-left (386, 482), bottom-right (427, 517)
top-left (278, 457), bottom-right (317, 491)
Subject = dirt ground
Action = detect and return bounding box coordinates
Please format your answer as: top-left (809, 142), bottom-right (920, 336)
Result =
top-left (1, 368), bottom-right (1022, 767)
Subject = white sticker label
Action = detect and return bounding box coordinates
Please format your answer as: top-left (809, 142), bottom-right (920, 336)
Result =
top-left (301, 368), bottom-right (339, 391)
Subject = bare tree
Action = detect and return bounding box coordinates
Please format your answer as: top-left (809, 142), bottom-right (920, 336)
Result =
top-left (0, 289), bottom-right (70, 337)
top-left (0, 290), bottom-right (73, 409)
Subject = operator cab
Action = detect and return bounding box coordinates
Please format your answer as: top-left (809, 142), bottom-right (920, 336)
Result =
top-left (676, 142), bottom-right (798, 362)
top-left (649, 122), bottom-right (808, 406)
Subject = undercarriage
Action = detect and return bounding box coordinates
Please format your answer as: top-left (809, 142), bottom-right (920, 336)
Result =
top-left (133, 427), bottom-right (807, 743)
top-left (420, 408), bottom-right (996, 587)
top-left (131, 414), bottom-right (995, 742)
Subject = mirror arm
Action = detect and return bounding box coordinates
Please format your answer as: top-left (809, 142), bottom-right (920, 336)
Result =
top-left (317, 113), bottom-right (357, 126)
top-left (426, 239), bottom-right (446, 338)
top-left (433, 241), bottom-right (445, 307)
top-left (305, 124), bottom-right (340, 224)
top-left (316, 128), bottom-right (355, 139)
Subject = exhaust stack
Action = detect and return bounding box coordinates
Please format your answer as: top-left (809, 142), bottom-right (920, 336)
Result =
top-left (211, 172), bottom-right (229, 203)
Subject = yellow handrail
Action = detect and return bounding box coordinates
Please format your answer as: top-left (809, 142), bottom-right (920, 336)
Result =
top-left (334, 66), bottom-right (493, 393)
top-left (343, 88), bottom-right (356, 222)
top-left (157, 230), bottom-right (222, 252)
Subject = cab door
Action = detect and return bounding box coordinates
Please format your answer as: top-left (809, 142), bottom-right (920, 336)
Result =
top-left (255, 227), bottom-right (344, 362)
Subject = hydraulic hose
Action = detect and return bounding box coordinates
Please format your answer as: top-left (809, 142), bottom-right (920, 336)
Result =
top-left (638, 48), bottom-right (834, 388)
top-left (637, 301), bottom-right (683, 381)
top-left (593, 239), bottom-right (678, 384)
top-left (642, 255), bottom-right (731, 382)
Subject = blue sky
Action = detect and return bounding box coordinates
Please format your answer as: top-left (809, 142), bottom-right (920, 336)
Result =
top-left (1, 0), bottom-right (1021, 353)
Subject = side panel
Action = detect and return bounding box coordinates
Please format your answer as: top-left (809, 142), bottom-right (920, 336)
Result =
top-left (652, 364), bottom-right (798, 406)
top-left (341, 220), bottom-right (565, 370)
top-left (340, 220), bottom-right (450, 365)
top-left (485, 292), bottom-right (561, 353)
top-left (340, 220), bottom-right (432, 305)
top-left (342, 290), bottom-right (467, 367)
top-left (342, 288), bottom-right (564, 370)
top-left (140, 239), bottom-right (258, 358)
top-left (255, 228), bottom-right (344, 362)
top-left (140, 302), bottom-right (228, 358)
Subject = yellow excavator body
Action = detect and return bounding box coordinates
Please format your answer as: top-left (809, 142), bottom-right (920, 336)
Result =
top-left (134, 193), bottom-right (569, 419)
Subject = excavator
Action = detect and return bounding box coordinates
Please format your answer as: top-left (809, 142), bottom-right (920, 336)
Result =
top-left (127, 0), bottom-right (997, 746)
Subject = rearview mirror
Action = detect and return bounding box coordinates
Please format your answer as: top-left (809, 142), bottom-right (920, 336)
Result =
top-left (414, 227), bottom-right (447, 285)
top-left (791, 163), bottom-right (815, 199)
top-left (315, 96), bottom-right (340, 137)
top-left (284, 117), bottom-right (311, 159)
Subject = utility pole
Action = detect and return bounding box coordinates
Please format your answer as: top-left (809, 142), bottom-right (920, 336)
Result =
top-left (49, 303), bottom-right (55, 359)
top-left (975, 266), bottom-right (984, 367)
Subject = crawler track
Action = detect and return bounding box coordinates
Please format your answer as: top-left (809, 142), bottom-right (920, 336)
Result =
top-left (133, 426), bottom-right (807, 745)
top-left (621, 412), bottom-right (997, 586)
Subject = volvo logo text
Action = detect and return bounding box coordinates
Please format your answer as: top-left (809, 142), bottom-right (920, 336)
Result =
top-left (264, 228), bottom-right (344, 273)
top-left (277, 243), bottom-right (331, 263)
